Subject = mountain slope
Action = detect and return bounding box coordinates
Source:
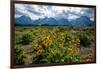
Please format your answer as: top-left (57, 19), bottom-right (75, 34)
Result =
top-left (15, 16), bottom-right (94, 26)
top-left (15, 15), bottom-right (33, 25)
top-left (70, 16), bottom-right (93, 26)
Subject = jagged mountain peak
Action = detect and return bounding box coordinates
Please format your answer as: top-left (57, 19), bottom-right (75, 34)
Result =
top-left (15, 15), bottom-right (94, 26)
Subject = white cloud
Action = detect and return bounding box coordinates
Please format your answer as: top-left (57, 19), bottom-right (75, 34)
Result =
top-left (67, 14), bottom-right (80, 20)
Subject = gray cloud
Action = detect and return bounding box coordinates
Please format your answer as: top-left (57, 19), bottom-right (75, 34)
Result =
top-left (15, 4), bottom-right (94, 21)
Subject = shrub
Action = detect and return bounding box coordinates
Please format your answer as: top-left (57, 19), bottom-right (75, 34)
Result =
top-left (41, 44), bottom-right (81, 63)
top-left (42, 47), bottom-right (66, 63)
top-left (32, 32), bottom-right (81, 63)
top-left (14, 45), bottom-right (26, 65)
top-left (20, 33), bottom-right (32, 45)
top-left (79, 34), bottom-right (91, 47)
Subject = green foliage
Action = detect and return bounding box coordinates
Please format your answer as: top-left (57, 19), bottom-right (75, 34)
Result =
top-left (43, 46), bottom-right (66, 63)
top-left (14, 45), bottom-right (26, 65)
top-left (20, 33), bottom-right (33, 45)
top-left (15, 26), bottom-right (95, 65)
top-left (42, 46), bottom-right (81, 63)
top-left (79, 33), bottom-right (91, 47)
top-left (64, 54), bottom-right (81, 63)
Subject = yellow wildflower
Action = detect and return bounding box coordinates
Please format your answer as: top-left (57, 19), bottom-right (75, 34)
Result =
top-left (43, 35), bottom-right (52, 48)
top-left (61, 32), bottom-right (65, 36)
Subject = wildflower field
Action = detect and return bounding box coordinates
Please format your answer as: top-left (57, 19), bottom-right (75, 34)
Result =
top-left (14, 26), bottom-right (95, 65)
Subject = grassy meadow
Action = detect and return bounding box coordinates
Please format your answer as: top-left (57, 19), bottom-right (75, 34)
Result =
top-left (14, 26), bottom-right (95, 65)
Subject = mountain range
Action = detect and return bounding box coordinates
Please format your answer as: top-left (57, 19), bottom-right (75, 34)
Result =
top-left (15, 15), bottom-right (94, 26)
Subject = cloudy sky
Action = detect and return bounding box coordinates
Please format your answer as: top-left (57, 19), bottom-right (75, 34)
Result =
top-left (15, 4), bottom-right (94, 21)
